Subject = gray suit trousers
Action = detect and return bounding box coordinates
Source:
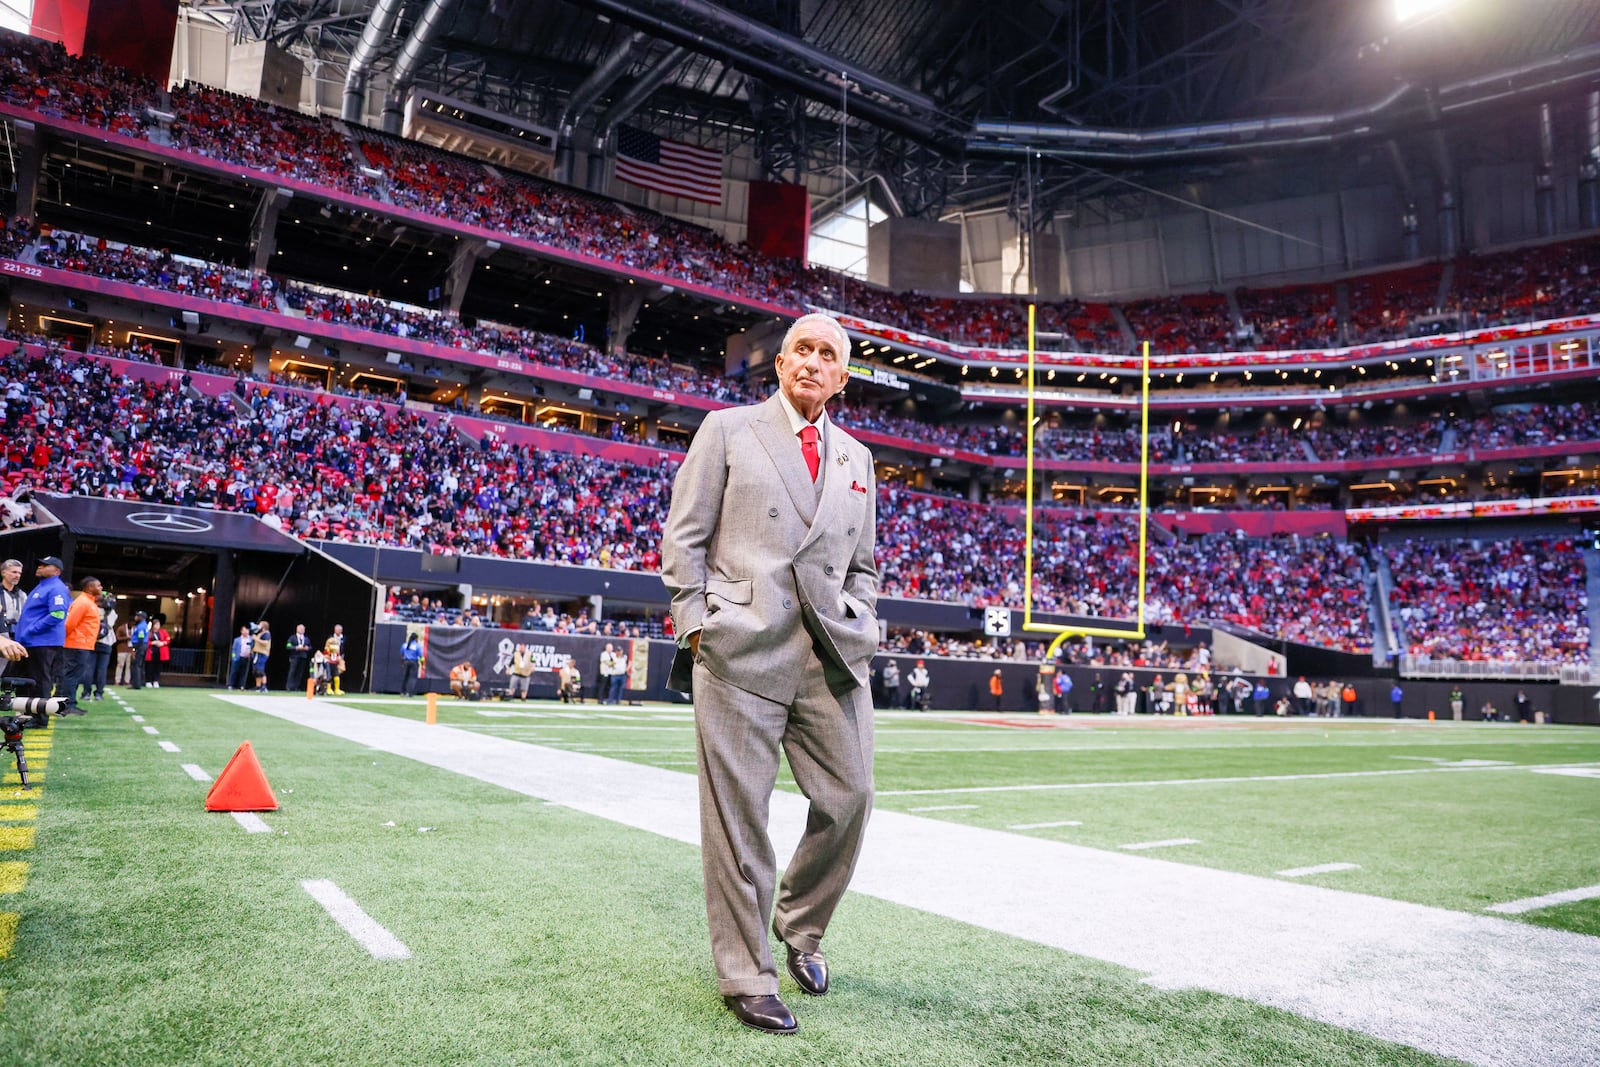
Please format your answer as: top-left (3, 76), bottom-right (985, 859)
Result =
top-left (693, 655), bottom-right (874, 997)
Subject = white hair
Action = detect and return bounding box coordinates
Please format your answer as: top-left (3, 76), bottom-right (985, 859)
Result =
top-left (780, 313), bottom-right (850, 359)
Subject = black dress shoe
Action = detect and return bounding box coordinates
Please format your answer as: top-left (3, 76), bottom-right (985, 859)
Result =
top-left (722, 994), bottom-right (797, 1034)
top-left (785, 944), bottom-right (829, 996)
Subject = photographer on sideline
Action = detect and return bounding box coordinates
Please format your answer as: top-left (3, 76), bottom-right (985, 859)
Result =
top-left (0, 559), bottom-right (24, 678)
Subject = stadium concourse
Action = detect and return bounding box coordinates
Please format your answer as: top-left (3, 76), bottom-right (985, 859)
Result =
top-left (0, 4), bottom-right (1597, 1065)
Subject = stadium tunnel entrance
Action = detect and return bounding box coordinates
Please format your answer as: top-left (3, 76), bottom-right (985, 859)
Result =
top-left (22, 494), bottom-right (378, 690)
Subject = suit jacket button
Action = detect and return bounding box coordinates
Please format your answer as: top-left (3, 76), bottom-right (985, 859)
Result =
top-left (782, 598), bottom-right (793, 610)
top-left (847, 527), bottom-right (856, 536)
top-left (768, 507), bottom-right (779, 517)
top-left (825, 565), bottom-right (835, 575)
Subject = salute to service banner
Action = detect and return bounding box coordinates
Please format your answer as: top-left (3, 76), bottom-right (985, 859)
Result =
top-left (384, 624), bottom-right (677, 700)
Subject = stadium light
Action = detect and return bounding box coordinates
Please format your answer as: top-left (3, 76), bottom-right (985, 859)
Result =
top-left (1394, 0), bottom-right (1456, 24)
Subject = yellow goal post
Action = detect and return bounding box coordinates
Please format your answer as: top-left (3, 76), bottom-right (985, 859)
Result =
top-left (1022, 305), bottom-right (1152, 660)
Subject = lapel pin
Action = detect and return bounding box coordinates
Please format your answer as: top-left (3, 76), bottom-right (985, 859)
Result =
top-left (837, 450), bottom-right (848, 465)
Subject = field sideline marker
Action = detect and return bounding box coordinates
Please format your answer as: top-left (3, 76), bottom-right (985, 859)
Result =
top-left (1486, 883), bottom-right (1600, 915)
top-left (1121, 837), bottom-right (1200, 850)
top-left (157, 741), bottom-right (180, 753)
top-left (1010, 820), bottom-right (1083, 829)
top-left (299, 879), bottom-right (411, 961)
top-left (1023, 308), bottom-right (1151, 657)
top-left (876, 760), bottom-right (1600, 796)
top-left (180, 763), bottom-right (211, 783)
top-left (230, 812), bottom-right (271, 834)
top-left (1278, 862), bottom-right (1361, 878)
top-left (907, 804), bottom-right (979, 812)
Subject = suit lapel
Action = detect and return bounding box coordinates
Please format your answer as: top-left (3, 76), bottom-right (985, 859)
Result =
top-left (752, 395), bottom-right (818, 526)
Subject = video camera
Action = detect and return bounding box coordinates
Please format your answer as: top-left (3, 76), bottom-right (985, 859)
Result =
top-left (0, 680), bottom-right (67, 790)
top-left (0, 678), bottom-right (66, 730)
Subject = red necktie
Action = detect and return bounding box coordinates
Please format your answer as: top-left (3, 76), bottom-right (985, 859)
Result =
top-left (799, 424), bottom-right (820, 482)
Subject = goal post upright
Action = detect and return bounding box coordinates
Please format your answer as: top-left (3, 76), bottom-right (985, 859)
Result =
top-left (1022, 303), bottom-right (1152, 658)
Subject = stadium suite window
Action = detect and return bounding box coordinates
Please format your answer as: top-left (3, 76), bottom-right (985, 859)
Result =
top-left (808, 195), bottom-right (885, 279)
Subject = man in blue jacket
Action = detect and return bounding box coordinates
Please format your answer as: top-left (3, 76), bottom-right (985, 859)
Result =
top-left (128, 612), bottom-right (149, 689)
top-left (16, 555), bottom-right (70, 701)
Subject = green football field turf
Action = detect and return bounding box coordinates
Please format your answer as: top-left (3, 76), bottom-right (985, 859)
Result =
top-left (0, 688), bottom-right (1595, 1065)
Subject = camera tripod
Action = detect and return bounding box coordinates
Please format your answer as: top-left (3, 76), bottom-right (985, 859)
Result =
top-left (0, 715), bottom-right (35, 790)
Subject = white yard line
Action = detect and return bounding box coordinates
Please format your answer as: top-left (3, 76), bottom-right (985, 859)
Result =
top-left (130, 715), bottom-right (144, 723)
top-left (906, 804), bottom-right (979, 812)
top-left (180, 763), bottom-right (211, 782)
top-left (1121, 838), bottom-right (1201, 851)
top-left (141, 726), bottom-right (159, 735)
top-left (1486, 884), bottom-right (1600, 915)
top-left (1278, 862), bottom-right (1361, 879)
top-left (1530, 767), bottom-right (1600, 779)
top-left (876, 761), bottom-right (1600, 796)
top-left (230, 812), bottom-right (271, 834)
top-left (298, 879), bottom-right (411, 961)
top-left (1009, 820), bottom-right (1083, 830)
top-left (157, 741), bottom-right (181, 753)
top-left (221, 695), bottom-right (1600, 1067)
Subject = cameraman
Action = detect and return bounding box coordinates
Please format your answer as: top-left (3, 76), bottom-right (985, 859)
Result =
top-left (0, 558), bottom-right (23, 678)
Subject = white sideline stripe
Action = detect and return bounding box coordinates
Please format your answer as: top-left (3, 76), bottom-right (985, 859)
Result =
top-left (157, 741), bottom-right (180, 753)
top-left (1486, 884), bottom-right (1600, 915)
top-left (906, 804), bottom-right (979, 812)
top-left (1530, 767), bottom-right (1600, 779)
top-left (876, 761), bottom-right (1600, 796)
top-left (180, 763), bottom-right (211, 782)
top-left (231, 812), bottom-right (271, 834)
top-left (1121, 838), bottom-right (1200, 851)
top-left (130, 715), bottom-right (145, 723)
top-left (1010, 820), bottom-right (1083, 829)
top-left (299, 879), bottom-right (411, 960)
top-left (141, 726), bottom-right (159, 735)
top-left (1278, 862), bottom-right (1361, 879)
top-left (222, 695), bottom-right (1600, 1067)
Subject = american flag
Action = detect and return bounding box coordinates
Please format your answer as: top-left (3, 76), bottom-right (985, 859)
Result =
top-left (614, 125), bottom-right (723, 205)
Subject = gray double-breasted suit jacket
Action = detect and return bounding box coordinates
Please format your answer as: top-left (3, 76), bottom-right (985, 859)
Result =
top-left (661, 393), bottom-right (879, 700)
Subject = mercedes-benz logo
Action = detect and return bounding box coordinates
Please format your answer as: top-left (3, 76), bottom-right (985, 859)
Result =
top-left (127, 512), bottom-right (215, 534)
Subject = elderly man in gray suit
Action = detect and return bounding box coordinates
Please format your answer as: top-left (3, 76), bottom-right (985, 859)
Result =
top-left (662, 311), bottom-right (879, 1035)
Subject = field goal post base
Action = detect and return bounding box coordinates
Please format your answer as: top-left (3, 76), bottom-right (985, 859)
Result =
top-left (1020, 308), bottom-right (1152, 663)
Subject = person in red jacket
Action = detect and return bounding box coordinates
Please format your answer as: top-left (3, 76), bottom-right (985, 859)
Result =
top-left (145, 614), bottom-right (170, 687)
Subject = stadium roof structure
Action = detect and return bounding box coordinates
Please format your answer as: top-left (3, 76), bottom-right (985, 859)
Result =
top-left (153, 0), bottom-right (1600, 220)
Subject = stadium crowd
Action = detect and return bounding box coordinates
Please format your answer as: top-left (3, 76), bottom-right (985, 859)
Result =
top-left (0, 340), bottom-right (1589, 663)
top-left (5, 30), bottom-right (1600, 359)
top-left (1386, 537), bottom-right (1591, 665)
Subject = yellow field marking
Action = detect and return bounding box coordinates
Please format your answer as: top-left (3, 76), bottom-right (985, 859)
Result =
top-left (0, 775), bottom-right (40, 787)
top-left (0, 827), bottom-right (34, 851)
top-left (1023, 308), bottom-right (1151, 657)
top-left (0, 912), bottom-right (16, 958)
top-left (0, 861), bottom-right (26, 894)
top-left (0, 805), bottom-right (36, 821)
top-left (2, 788), bottom-right (39, 801)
